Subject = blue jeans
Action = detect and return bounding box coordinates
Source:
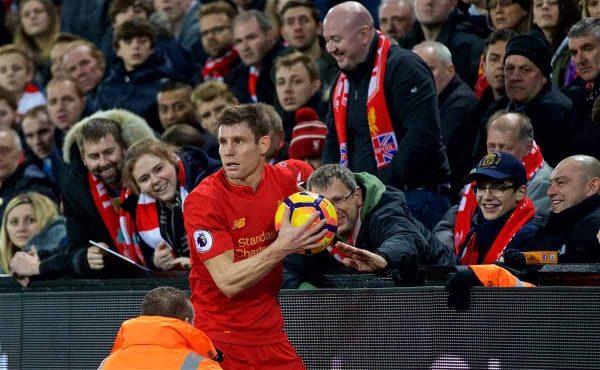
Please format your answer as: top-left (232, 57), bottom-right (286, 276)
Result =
top-left (404, 189), bottom-right (451, 231)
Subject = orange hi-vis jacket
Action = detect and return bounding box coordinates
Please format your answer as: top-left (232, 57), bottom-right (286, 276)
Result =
top-left (470, 264), bottom-right (536, 288)
top-left (99, 316), bottom-right (223, 370)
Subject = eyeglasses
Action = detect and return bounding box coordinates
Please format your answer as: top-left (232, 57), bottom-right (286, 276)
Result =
top-left (329, 188), bottom-right (355, 206)
top-left (474, 184), bottom-right (515, 197)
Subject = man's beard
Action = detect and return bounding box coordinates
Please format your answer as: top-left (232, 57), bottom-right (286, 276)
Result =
top-left (93, 163), bottom-right (122, 188)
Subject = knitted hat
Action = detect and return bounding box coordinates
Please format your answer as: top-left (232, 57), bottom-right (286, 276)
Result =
top-left (504, 31), bottom-right (552, 78)
top-left (289, 108), bottom-right (328, 160)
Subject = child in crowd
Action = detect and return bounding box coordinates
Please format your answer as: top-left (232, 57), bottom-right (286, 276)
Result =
top-left (0, 44), bottom-right (46, 115)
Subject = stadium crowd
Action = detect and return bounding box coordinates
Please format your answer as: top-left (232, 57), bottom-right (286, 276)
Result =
top-left (0, 0), bottom-right (597, 284)
top-left (1, 0), bottom-right (600, 367)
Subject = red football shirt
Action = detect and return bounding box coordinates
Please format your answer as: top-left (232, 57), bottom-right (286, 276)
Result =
top-left (184, 164), bottom-right (298, 345)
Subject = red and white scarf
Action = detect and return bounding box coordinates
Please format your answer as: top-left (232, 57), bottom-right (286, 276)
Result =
top-left (88, 173), bottom-right (147, 265)
top-left (457, 197), bottom-right (535, 265)
top-left (135, 158), bottom-right (188, 249)
top-left (453, 143), bottom-right (545, 261)
top-left (248, 66), bottom-right (259, 103)
top-left (332, 32), bottom-right (398, 169)
top-left (201, 49), bottom-right (239, 81)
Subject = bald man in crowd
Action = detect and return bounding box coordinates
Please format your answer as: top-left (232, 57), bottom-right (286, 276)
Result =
top-left (322, 1), bottom-right (450, 230)
top-left (528, 155), bottom-right (600, 263)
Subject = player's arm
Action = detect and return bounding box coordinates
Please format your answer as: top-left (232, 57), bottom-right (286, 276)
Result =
top-left (204, 208), bottom-right (327, 298)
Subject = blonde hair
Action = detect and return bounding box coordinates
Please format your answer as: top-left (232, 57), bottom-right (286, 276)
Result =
top-left (0, 192), bottom-right (58, 273)
top-left (13, 0), bottom-right (60, 64)
top-left (190, 80), bottom-right (236, 108)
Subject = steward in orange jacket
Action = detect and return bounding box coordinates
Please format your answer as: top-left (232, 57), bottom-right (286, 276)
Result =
top-left (99, 316), bottom-right (223, 370)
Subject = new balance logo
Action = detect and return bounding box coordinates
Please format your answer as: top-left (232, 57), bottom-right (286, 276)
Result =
top-left (233, 218), bottom-right (246, 230)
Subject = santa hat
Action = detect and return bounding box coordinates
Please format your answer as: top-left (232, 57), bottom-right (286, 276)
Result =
top-left (288, 108), bottom-right (328, 160)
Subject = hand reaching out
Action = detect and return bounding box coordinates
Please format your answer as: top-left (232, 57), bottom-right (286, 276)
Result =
top-left (335, 242), bottom-right (388, 273)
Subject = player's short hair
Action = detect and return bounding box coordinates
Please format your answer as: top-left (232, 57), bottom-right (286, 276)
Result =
top-left (218, 104), bottom-right (270, 143)
top-left (141, 286), bottom-right (194, 321)
top-left (307, 164), bottom-right (357, 192)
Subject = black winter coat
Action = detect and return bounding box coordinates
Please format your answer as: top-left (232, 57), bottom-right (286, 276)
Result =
top-left (323, 34), bottom-right (450, 191)
top-left (282, 186), bottom-right (456, 289)
top-left (529, 194), bottom-right (600, 263)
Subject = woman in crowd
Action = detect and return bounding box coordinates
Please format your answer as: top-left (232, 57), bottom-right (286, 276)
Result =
top-left (0, 192), bottom-right (71, 286)
top-left (533, 0), bottom-right (581, 87)
top-left (583, 0), bottom-right (600, 18)
top-left (13, 0), bottom-right (60, 69)
top-left (489, 0), bottom-right (533, 33)
top-left (123, 139), bottom-right (220, 271)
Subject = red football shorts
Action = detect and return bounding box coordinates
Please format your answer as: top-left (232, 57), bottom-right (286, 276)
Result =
top-left (214, 340), bottom-right (305, 370)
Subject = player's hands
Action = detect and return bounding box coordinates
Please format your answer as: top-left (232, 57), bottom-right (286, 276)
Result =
top-left (277, 207), bottom-right (328, 255)
top-left (10, 246), bottom-right (41, 277)
top-left (153, 242), bottom-right (176, 270)
top-left (335, 242), bottom-right (388, 273)
top-left (87, 245), bottom-right (107, 270)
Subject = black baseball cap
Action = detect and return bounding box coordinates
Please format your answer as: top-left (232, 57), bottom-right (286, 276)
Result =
top-left (464, 152), bottom-right (527, 186)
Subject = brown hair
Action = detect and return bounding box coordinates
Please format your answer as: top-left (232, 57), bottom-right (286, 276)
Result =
top-left (280, 0), bottom-right (321, 25)
top-left (191, 80), bottom-right (236, 108)
top-left (218, 104), bottom-right (270, 143)
top-left (161, 124), bottom-right (206, 149)
top-left (22, 104), bottom-right (51, 123)
top-left (113, 18), bottom-right (157, 50)
top-left (123, 139), bottom-right (179, 194)
top-left (109, 0), bottom-right (152, 23)
top-left (198, 1), bottom-right (237, 21)
top-left (275, 51), bottom-right (320, 81)
top-left (14, 0), bottom-right (60, 63)
top-left (141, 286), bottom-right (193, 321)
top-left (47, 76), bottom-right (86, 98)
top-left (76, 118), bottom-right (125, 155)
top-left (0, 44), bottom-right (33, 74)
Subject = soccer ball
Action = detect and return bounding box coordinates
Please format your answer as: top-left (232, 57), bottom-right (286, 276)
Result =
top-left (274, 191), bottom-right (338, 254)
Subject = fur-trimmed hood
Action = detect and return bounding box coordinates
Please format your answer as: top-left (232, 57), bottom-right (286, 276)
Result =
top-left (62, 109), bottom-right (156, 164)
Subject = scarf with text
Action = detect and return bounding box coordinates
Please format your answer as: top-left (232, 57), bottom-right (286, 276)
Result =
top-left (88, 173), bottom-right (146, 265)
top-left (201, 49), bottom-right (239, 81)
top-left (454, 142), bottom-right (545, 254)
top-left (458, 197), bottom-right (535, 265)
top-left (248, 66), bottom-right (259, 103)
top-left (332, 32), bottom-right (398, 169)
top-left (135, 158), bottom-right (188, 249)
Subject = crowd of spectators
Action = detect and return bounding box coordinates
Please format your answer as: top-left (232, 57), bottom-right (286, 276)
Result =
top-left (0, 0), bottom-right (598, 290)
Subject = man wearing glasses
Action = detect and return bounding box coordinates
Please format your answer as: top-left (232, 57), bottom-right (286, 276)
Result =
top-left (454, 152), bottom-right (538, 265)
top-left (283, 164), bottom-right (456, 289)
top-left (198, 1), bottom-right (240, 81)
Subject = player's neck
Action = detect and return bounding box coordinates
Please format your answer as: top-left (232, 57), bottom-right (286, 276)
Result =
top-left (227, 163), bottom-right (265, 192)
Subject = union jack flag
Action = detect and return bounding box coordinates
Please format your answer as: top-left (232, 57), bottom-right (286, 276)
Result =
top-left (339, 143), bottom-right (349, 167)
top-left (372, 133), bottom-right (398, 168)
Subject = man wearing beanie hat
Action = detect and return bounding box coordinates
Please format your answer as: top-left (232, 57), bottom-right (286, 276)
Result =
top-left (453, 152), bottom-right (538, 265)
top-left (501, 30), bottom-right (572, 167)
